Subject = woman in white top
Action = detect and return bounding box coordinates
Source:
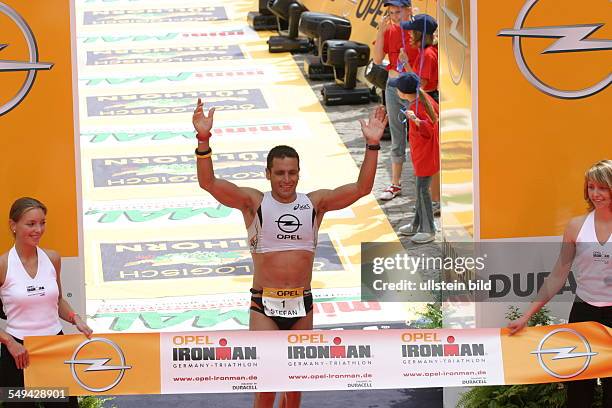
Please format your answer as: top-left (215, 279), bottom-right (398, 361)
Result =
top-left (0, 197), bottom-right (92, 407)
top-left (508, 160), bottom-right (611, 408)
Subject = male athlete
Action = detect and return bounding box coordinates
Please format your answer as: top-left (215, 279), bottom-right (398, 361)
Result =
top-left (192, 98), bottom-right (387, 408)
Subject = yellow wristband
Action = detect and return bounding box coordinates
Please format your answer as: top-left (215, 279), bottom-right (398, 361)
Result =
top-left (195, 147), bottom-right (212, 159)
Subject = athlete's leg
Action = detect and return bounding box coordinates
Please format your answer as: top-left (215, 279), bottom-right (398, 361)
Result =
top-left (250, 309), bottom-right (279, 408)
top-left (279, 310), bottom-right (313, 408)
top-left (253, 392), bottom-right (276, 408)
top-left (279, 391), bottom-right (302, 408)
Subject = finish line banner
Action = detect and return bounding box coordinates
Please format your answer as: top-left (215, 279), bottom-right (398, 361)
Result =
top-left (24, 322), bottom-right (611, 395)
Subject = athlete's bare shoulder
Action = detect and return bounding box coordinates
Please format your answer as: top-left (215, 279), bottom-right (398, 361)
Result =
top-left (244, 187), bottom-right (264, 200)
top-left (306, 189), bottom-right (331, 212)
top-left (243, 187), bottom-right (264, 209)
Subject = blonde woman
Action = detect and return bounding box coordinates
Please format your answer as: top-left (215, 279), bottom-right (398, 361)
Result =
top-left (508, 160), bottom-right (611, 408)
top-left (1, 197), bottom-right (92, 407)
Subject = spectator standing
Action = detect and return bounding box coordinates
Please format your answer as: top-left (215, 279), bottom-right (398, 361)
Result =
top-left (391, 73), bottom-right (440, 244)
top-left (373, 0), bottom-right (417, 201)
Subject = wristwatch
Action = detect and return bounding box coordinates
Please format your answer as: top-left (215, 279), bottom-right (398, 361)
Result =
top-left (367, 144), bottom-right (381, 151)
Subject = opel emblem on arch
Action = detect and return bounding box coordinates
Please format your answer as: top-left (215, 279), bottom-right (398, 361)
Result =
top-left (441, 0), bottom-right (468, 85)
top-left (530, 328), bottom-right (597, 379)
top-left (64, 338), bottom-right (132, 392)
top-left (0, 2), bottom-right (54, 116)
top-left (498, 0), bottom-right (611, 99)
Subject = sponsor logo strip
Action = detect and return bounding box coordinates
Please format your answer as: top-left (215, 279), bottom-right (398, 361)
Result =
top-left (83, 197), bottom-right (240, 228)
top-left (80, 120), bottom-right (305, 146)
top-left (79, 28), bottom-right (256, 47)
top-left (83, 7), bottom-right (228, 25)
top-left (79, 68), bottom-right (268, 88)
top-left (99, 233), bottom-right (344, 282)
top-left (86, 89), bottom-right (267, 116)
top-left (91, 150), bottom-right (267, 187)
top-left (85, 44), bottom-right (246, 66)
top-left (86, 294), bottom-right (413, 333)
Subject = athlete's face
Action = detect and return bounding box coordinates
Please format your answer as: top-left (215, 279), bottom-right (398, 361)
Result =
top-left (10, 208), bottom-right (46, 247)
top-left (267, 157), bottom-right (299, 201)
top-left (587, 181), bottom-right (612, 210)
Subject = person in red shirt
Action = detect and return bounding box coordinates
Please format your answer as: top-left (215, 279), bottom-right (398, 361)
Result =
top-left (402, 14), bottom-right (441, 214)
top-left (402, 14), bottom-right (439, 102)
top-left (389, 72), bottom-right (439, 244)
top-left (372, 0), bottom-right (417, 201)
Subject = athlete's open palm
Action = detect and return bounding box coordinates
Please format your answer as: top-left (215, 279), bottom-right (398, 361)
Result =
top-left (359, 105), bottom-right (388, 144)
top-left (192, 98), bottom-right (215, 141)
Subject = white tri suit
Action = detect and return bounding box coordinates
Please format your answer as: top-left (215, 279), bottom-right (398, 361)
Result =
top-left (247, 191), bottom-right (319, 330)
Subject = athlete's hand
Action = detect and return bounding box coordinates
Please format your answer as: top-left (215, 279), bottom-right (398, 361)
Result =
top-left (359, 105), bottom-right (388, 144)
top-left (74, 315), bottom-right (93, 339)
top-left (7, 338), bottom-right (29, 369)
top-left (192, 98), bottom-right (215, 141)
top-left (507, 315), bottom-right (530, 335)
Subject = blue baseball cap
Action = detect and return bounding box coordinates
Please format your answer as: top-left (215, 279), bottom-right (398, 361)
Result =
top-left (388, 72), bottom-right (420, 94)
top-left (384, 0), bottom-right (412, 7)
top-left (400, 14), bottom-right (438, 34)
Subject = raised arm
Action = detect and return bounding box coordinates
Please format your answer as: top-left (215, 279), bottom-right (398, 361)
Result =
top-left (373, 16), bottom-right (390, 65)
top-left (193, 98), bottom-right (260, 212)
top-left (310, 106), bottom-right (388, 213)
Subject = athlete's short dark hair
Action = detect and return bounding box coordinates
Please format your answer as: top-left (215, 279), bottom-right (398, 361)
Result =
top-left (266, 145), bottom-right (300, 170)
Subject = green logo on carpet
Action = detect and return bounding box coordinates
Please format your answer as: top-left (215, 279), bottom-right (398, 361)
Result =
top-left (95, 310), bottom-right (249, 331)
top-left (86, 205), bottom-right (233, 223)
top-left (83, 130), bottom-right (194, 143)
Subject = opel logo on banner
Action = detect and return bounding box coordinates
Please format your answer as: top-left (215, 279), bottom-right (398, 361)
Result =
top-left (64, 338), bottom-right (132, 392)
top-left (0, 2), bottom-right (54, 116)
top-left (498, 0), bottom-right (612, 99)
top-left (530, 328), bottom-right (598, 379)
top-left (441, 0), bottom-right (468, 85)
